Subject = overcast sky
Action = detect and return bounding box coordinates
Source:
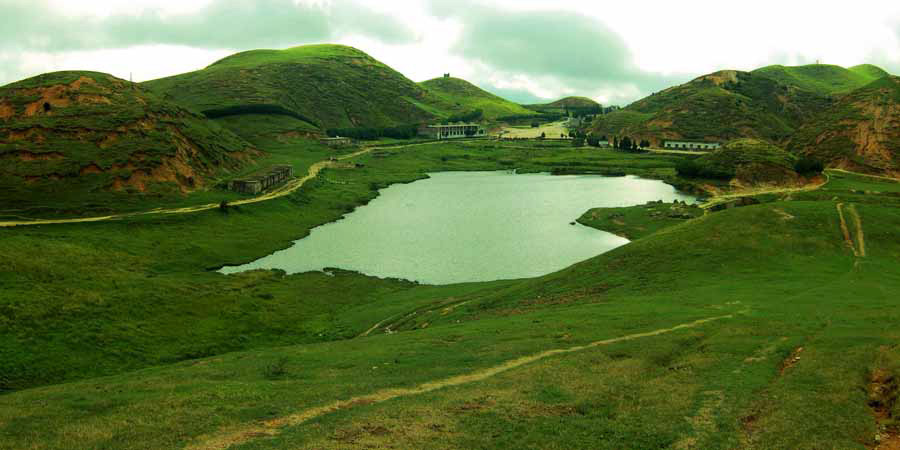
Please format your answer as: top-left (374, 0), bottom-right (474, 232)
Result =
top-left (2, 0), bottom-right (899, 105)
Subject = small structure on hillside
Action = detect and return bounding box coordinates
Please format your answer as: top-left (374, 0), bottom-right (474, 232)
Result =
top-left (228, 165), bottom-right (294, 195)
top-left (421, 123), bottom-right (486, 140)
top-left (320, 136), bottom-right (353, 148)
top-left (663, 140), bottom-right (721, 150)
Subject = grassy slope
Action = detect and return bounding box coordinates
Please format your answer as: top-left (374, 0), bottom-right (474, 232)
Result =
top-left (788, 76), bottom-right (900, 176)
top-left (591, 70), bottom-right (831, 145)
top-left (143, 45), bottom-right (436, 130)
top-left (1, 168), bottom-right (899, 449)
top-left (144, 44), bottom-right (523, 132)
top-left (527, 96), bottom-right (601, 109)
top-left (752, 63), bottom-right (889, 96)
top-left (0, 71), bottom-right (253, 215)
top-left (0, 141), bottom-right (686, 392)
top-left (419, 77), bottom-right (536, 120)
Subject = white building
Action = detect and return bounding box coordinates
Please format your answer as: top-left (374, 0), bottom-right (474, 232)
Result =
top-left (424, 123), bottom-right (486, 140)
top-left (663, 140), bottom-right (721, 150)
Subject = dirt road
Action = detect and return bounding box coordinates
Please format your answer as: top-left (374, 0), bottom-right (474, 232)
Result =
top-left (0, 142), bottom-right (442, 228)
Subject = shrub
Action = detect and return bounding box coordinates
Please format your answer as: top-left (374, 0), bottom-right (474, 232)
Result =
top-left (676, 159), bottom-right (701, 178)
top-left (263, 357), bottom-right (290, 380)
top-left (795, 157), bottom-right (825, 175)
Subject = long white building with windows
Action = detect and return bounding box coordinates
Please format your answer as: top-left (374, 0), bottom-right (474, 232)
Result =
top-left (422, 123), bottom-right (486, 140)
top-left (663, 140), bottom-right (721, 150)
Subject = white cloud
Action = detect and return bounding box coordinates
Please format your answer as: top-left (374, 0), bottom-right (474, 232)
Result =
top-left (2, 0), bottom-right (899, 103)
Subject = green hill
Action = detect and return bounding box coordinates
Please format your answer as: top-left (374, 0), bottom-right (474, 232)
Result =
top-left (144, 44), bottom-right (523, 136)
top-left (528, 96), bottom-right (600, 109)
top-left (419, 77), bottom-right (536, 120)
top-left (752, 63), bottom-right (890, 96)
top-left (0, 71), bottom-right (252, 213)
top-left (788, 76), bottom-right (900, 176)
top-left (591, 70), bottom-right (831, 146)
top-left (678, 138), bottom-right (801, 185)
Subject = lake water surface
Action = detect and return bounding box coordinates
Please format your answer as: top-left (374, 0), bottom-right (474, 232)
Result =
top-left (222, 172), bottom-right (695, 284)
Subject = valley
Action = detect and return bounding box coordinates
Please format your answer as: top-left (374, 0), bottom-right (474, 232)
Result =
top-left (0, 37), bottom-right (898, 450)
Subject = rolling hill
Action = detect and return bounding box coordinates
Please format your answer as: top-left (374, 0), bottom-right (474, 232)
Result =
top-left (788, 76), bottom-right (900, 177)
top-left (528, 96), bottom-right (600, 110)
top-left (419, 76), bottom-right (536, 120)
top-left (0, 71), bottom-right (252, 213)
top-left (591, 69), bottom-right (832, 146)
top-left (144, 44), bottom-right (531, 135)
top-left (752, 63), bottom-right (890, 96)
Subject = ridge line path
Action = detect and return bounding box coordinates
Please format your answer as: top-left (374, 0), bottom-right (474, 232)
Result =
top-left (0, 141), bottom-right (444, 228)
top-left (189, 314), bottom-right (735, 450)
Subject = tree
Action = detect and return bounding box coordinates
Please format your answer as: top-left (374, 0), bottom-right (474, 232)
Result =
top-left (587, 136), bottom-right (600, 147)
top-left (531, 122), bottom-right (540, 128)
top-left (613, 137), bottom-right (619, 149)
top-left (795, 157), bottom-right (824, 175)
top-left (540, 132), bottom-right (546, 139)
top-left (569, 130), bottom-right (576, 138)
top-left (572, 137), bottom-right (585, 148)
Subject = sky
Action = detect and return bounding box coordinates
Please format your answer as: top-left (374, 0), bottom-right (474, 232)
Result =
top-left (1, 0), bottom-right (899, 105)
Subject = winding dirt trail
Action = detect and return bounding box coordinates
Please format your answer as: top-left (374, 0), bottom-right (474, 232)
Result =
top-left (0, 142), bottom-right (442, 228)
top-left (188, 314), bottom-right (733, 450)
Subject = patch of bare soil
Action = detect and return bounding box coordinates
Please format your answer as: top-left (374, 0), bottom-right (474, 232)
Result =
top-left (869, 369), bottom-right (899, 449)
top-left (0, 102), bottom-right (14, 120)
top-left (18, 151), bottom-right (63, 161)
top-left (778, 347), bottom-right (804, 376)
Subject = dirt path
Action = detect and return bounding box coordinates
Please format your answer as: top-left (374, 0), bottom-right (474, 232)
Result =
top-left (836, 203), bottom-right (859, 257)
top-left (188, 314), bottom-right (733, 450)
top-left (701, 172), bottom-right (831, 211)
top-left (848, 204), bottom-right (866, 257)
top-left (837, 203), bottom-right (866, 258)
top-left (0, 142), bottom-right (443, 228)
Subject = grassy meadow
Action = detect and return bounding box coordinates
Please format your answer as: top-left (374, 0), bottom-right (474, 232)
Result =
top-left (1, 136), bottom-right (899, 449)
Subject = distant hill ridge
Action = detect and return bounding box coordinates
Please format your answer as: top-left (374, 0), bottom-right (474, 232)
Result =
top-left (591, 63), bottom-right (898, 175)
top-left (419, 76), bottom-right (536, 120)
top-left (528, 96), bottom-right (600, 109)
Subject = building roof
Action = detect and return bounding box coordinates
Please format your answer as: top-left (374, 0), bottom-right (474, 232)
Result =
top-left (428, 123), bottom-right (482, 128)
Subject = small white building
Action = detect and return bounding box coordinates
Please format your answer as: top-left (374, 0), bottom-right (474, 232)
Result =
top-left (423, 123), bottom-right (486, 140)
top-left (663, 140), bottom-right (721, 150)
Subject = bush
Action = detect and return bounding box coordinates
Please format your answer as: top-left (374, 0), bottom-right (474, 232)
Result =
top-left (445, 109), bottom-right (483, 123)
top-left (263, 357), bottom-right (290, 380)
top-left (572, 137), bottom-right (585, 148)
top-left (795, 157), bottom-right (825, 175)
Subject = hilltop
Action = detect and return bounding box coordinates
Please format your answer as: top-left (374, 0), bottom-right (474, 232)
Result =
top-left (528, 96), bottom-right (600, 109)
top-left (752, 63), bottom-right (890, 96)
top-left (788, 76), bottom-right (900, 176)
top-left (419, 77), bottom-right (536, 120)
top-left (591, 69), bottom-right (831, 146)
top-left (590, 63), bottom-right (894, 154)
top-left (0, 71), bottom-right (252, 213)
top-left (144, 44), bottom-right (526, 135)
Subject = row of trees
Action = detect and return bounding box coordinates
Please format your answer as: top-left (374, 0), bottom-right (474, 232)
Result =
top-left (444, 109), bottom-right (483, 124)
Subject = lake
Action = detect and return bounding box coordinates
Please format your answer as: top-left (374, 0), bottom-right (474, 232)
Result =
top-left (221, 171), bottom-right (695, 284)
